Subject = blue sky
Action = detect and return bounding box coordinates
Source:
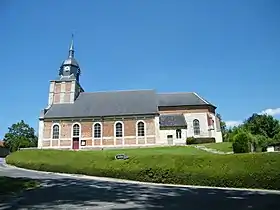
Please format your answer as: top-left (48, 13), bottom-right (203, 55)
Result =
top-left (1, 0), bottom-right (280, 138)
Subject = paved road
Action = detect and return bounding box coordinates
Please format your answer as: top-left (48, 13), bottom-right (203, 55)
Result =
top-left (0, 158), bottom-right (279, 210)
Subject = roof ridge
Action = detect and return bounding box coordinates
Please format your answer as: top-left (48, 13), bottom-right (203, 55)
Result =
top-left (192, 92), bottom-right (210, 105)
top-left (81, 89), bottom-right (156, 94)
top-left (158, 91), bottom-right (194, 94)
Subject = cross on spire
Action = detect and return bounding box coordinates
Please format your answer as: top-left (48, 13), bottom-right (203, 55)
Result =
top-left (69, 33), bottom-right (74, 58)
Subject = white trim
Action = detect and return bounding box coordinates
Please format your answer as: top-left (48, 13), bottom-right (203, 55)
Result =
top-left (42, 135), bottom-right (155, 141)
top-left (114, 121), bottom-right (124, 145)
top-left (93, 122), bottom-right (103, 146)
top-left (193, 92), bottom-right (209, 105)
top-left (42, 146), bottom-right (71, 149)
top-left (51, 123), bottom-right (61, 147)
top-left (79, 143), bottom-right (158, 148)
top-left (193, 119), bottom-right (201, 136)
top-left (136, 120), bottom-right (147, 144)
top-left (71, 122), bottom-right (81, 149)
top-left (38, 120), bottom-right (44, 149)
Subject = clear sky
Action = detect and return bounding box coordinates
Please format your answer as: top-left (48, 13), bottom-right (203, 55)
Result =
top-left (1, 0), bottom-right (280, 138)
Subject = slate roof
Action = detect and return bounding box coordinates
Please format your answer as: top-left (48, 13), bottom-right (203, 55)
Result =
top-left (44, 90), bottom-right (158, 119)
top-left (157, 92), bottom-right (213, 107)
top-left (159, 114), bottom-right (187, 127)
top-left (43, 90), bottom-right (215, 119)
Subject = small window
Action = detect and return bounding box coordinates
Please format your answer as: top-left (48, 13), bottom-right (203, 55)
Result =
top-left (193, 119), bottom-right (200, 135)
top-left (176, 129), bottom-right (182, 139)
top-left (73, 124), bottom-right (80, 137)
top-left (81, 140), bottom-right (86, 146)
top-left (115, 122), bottom-right (123, 137)
top-left (137, 121), bottom-right (145, 137)
top-left (52, 125), bottom-right (59, 139)
top-left (94, 123), bottom-right (102, 138)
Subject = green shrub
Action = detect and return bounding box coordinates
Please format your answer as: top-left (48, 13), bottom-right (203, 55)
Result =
top-left (252, 135), bottom-right (270, 152)
top-left (6, 148), bottom-right (280, 190)
top-left (186, 137), bottom-right (195, 144)
top-left (186, 137), bottom-right (215, 145)
top-left (232, 132), bottom-right (252, 153)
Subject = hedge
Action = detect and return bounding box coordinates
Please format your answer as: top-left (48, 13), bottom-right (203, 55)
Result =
top-left (186, 137), bottom-right (215, 144)
top-left (6, 147), bottom-right (280, 190)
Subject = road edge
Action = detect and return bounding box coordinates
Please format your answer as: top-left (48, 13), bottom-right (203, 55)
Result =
top-left (3, 160), bottom-right (280, 195)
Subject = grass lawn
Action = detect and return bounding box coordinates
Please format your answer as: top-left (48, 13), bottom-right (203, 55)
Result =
top-left (0, 176), bottom-right (39, 202)
top-left (202, 142), bottom-right (233, 152)
top-left (6, 146), bottom-right (280, 190)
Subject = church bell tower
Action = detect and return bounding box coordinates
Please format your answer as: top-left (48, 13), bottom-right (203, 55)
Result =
top-left (47, 35), bottom-right (84, 106)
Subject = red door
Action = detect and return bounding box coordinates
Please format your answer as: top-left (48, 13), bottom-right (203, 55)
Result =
top-left (72, 138), bottom-right (79, 150)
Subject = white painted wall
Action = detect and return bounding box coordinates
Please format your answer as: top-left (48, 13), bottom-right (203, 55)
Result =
top-left (209, 112), bottom-right (223, 143)
top-left (267, 146), bottom-right (275, 152)
top-left (48, 81), bottom-right (55, 106)
top-left (37, 120), bottom-right (44, 148)
top-left (159, 129), bottom-right (187, 145)
top-left (183, 112), bottom-right (223, 143)
top-left (154, 116), bottom-right (162, 144)
top-left (184, 113), bottom-right (210, 137)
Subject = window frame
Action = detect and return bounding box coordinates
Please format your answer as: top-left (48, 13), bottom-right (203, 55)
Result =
top-left (136, 121), bottom-right (145, 137)
top-left (193, 119), bottom-right (200, 135)
top-left (52, 124), bottom-right (60, 139)
top-left (114, 121), bottom-right (124, 138)
top-left (93, 122), bottom-right (102, 138)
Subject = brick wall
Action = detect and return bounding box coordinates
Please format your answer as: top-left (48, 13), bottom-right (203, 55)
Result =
top-left (42, 117), bottom-right (156, 148)
top-left (158, 105), bottom-right (215, 114)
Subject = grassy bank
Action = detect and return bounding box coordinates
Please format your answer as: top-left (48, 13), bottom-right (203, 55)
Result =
top-left (202, 142), bottom-right (233, 152)
top-left (6, 146), bottom-right (280, 190)
top-left (0, 177), bottom-right (39, 202)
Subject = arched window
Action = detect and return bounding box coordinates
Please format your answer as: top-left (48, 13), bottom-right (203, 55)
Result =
top-left (115, 122), bottom-right (123, 137)
top-left (94, 123), bottom-right (101, 138)
top-left (137, 121), bottom-right (145, 137)
top-left (52, 124), bottom-right (60, 139)
top-left (193, 119), bottom-right (200, 135)
top-left (176, 129), bottom-right (182, 139)
top-left (73, 124), bottom-right (80, 137)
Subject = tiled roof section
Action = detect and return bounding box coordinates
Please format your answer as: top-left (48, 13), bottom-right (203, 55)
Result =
top-left (157, 92), bottom-right (214, 107)
top-left (44, 90), bottom-right (158, 118)
top-left (159, 114), bottom-right (187, 127)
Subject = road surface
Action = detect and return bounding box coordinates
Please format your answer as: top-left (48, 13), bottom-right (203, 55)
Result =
top-left (0, 158), bottom-right (279, 210)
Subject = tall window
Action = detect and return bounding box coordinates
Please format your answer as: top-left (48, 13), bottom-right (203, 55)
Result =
top-left (137, 121), bottom-right (145, 137)
top-left (176, 129), bottom-right (182, 139)
top-left (115, 122), bottom-right (123, 137)
top-left (193, 119), bottom-right (200, 135)
top-left (73, 124), bottom-right (80, 137)
top-left (52, 124), bottom-right (60, 139)
top-left (94, 123), bottom-right (101, 138)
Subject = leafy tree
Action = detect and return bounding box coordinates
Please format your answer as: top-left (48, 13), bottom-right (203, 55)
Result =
top-left (226, 125), bottom-right (248, 142)
top-left (251, 134), bottom-right (270, 152)
top-left (243, 114), bottom-right (280, 139)
top-left (232, 132), bottom-right (252, 153)
top-left (3, 120), bottom-right (37, 152)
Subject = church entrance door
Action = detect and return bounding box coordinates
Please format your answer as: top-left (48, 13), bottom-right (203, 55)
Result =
top-left (72, 137), bottom-right (80, 150)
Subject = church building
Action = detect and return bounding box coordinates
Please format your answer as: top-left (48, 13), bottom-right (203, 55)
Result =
top-left (38, 39), bottom-right (223, 150)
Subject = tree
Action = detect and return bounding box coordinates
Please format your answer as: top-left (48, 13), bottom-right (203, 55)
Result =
top-left (216, 113), bottom-right (227, 140)
top-left (232, 132), bottom-right (252, 153)
top-left (243, 114), bottom-right (280, 139)
top-left (3, 120), bottom-right (38, 152)
top-left (226, 125), bottom-right (247, 142)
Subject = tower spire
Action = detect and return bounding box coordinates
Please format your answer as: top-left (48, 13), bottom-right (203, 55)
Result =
top-left (69, 33), bottom-right (74, 58)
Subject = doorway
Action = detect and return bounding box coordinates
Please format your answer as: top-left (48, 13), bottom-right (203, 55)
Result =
top-left (72, 137), bottom-right (79, 150)
top-left (167, 135), bottom-right (173, 145)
